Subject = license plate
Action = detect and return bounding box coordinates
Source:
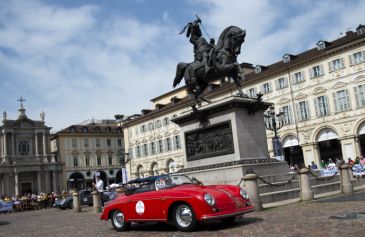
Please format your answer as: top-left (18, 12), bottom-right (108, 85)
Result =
top-left (84, 198), bottom-right (87, 202)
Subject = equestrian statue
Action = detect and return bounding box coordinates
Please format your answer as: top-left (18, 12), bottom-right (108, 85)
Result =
top-left (173, 16), bottom-right (247, 105)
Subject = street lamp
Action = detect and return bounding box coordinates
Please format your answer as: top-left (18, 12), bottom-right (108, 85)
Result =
top-left (264, 105), bottom-right (285, 160)
top-left (117, 150), bottom-right (130, 185)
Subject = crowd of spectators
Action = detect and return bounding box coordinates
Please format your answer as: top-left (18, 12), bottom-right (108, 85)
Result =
top-left (0, 191), bottom-right (70, 214)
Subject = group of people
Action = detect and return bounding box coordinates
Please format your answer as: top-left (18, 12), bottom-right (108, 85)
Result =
top-left (0, 191), bottom-right (70, 213)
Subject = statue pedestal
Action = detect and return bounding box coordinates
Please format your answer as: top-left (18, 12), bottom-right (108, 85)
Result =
top-left (172, 96), bottom-right (288, 185)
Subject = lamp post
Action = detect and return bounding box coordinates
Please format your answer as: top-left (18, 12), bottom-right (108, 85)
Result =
top-left (117, 151), bottom-right (130, 185)
top-left (264, 105), bottom-right (285, 160)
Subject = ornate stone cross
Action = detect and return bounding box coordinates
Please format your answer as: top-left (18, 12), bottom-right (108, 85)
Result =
top-left (17, 96), bottom-right (26, 108)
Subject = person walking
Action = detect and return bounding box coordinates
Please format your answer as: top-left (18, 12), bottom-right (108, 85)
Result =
top-left (93, 175), bottom-right (104, 207)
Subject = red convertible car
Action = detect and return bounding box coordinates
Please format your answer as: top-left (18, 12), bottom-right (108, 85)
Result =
top-left (100, 174), bottom-right (254, 232)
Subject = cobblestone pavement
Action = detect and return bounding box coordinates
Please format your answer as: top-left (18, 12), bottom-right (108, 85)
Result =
top-left (1, 190), bottom-right (365, 237)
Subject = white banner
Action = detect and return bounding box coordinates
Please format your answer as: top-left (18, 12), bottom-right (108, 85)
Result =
top-left (122, 167), bottom-right (128, 184)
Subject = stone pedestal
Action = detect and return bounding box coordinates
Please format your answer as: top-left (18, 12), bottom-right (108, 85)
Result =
top-left (172, 96), bottom-right (288, 185)
top-left (339, 164), bottom-right (354, 194)
top-left (72, 192), bottom-right (81, 213)
top-left (92, 191), bottom-right (102, 213)
top-left (243, 173), bottom-right (263, 211)
top-left (299, 168), bottom-right (314, 201)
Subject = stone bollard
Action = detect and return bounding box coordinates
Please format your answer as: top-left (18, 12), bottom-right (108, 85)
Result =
top-left (339, 164), bottom-right (354, 194)
top-left (299, 168), bottom-right (314, 201)
top-left (72, 191), bottom-right (81, 213)
top-left (243, 173), bottom-right (263, 211)
top-left (92, 191), bottom-right (102, 213)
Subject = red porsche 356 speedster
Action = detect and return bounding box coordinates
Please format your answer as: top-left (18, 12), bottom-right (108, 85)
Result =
top-left (100, 174), bottom-right (254, 232)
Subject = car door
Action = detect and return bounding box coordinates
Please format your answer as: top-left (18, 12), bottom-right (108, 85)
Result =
top-left (127, 189), bottom-right (164, 221)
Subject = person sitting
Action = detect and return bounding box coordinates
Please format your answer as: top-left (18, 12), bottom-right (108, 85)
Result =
top-left (311, 161), bottom-right (318, 170)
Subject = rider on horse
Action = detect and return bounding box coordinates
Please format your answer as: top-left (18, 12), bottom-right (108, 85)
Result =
top-left (180, 16), bottom-right (213, 73)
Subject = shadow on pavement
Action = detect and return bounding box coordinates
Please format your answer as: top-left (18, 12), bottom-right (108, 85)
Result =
top-left (0, 221), bottom-right (10, 226)
top-left (125, 216), bottom-right (263, 233)
top-left (316, 191), bottom-right (365, 203)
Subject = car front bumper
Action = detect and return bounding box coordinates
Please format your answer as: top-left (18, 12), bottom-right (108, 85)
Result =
top-left (200, 205), bottom-right (255, 220)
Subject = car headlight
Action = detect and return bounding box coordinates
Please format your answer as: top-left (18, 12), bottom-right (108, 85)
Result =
top-left (204, 193), bottom-right (215, 206)
top-left (240, 188), bottom-right (249, 199)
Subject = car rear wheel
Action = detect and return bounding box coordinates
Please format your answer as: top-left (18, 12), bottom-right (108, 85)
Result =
top-left (173, 204), bottom-right (197, 232)
top-left (68, 201), bottom-right (73, 209)
top-left (111, 210), bottom-right (130, 232)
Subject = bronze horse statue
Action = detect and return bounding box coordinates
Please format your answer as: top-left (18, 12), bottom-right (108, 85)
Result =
top-left (173, 24), bottom-right (247, 104)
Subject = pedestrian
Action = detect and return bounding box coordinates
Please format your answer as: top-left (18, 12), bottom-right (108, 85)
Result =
top-left (93, 175), bottom-right (104, 207)
top-left (311, 161), bottom-right (318, 170)
top-left (348, 157), bottom-right (354, 165)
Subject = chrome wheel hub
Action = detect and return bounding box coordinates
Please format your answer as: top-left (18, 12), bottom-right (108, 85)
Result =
top-left (113, 211), bottom-right (125, 228)
top-left (176, 206), bottom-right (192, 227)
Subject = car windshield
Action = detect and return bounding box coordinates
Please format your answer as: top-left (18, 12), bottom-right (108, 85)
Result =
top-left (155, 175), bottom-right (192, 190)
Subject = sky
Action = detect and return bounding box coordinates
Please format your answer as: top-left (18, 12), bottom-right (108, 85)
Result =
top-left (0, 0), bottom-right (364, 132)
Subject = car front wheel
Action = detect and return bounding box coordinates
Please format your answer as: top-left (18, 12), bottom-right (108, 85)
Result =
top-left (173, 204), bottom-right (197, 232)
top-left (111, 210), bottom-right (130, 232)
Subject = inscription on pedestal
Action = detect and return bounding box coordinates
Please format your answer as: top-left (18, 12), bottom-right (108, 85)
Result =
top-left (185, 122), bottom-right (234, 161)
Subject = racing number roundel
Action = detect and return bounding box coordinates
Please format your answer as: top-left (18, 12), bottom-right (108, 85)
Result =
top-left (135, 201), bottom-right (145, 215)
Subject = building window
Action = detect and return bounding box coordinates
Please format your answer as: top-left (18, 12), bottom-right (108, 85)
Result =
top-left (317, 42), bottom-right (326, 50)
top-left (354, 84), bottom-right (365, 108)
top-left (97, 155), bottom-right (102, 166)
top-left (328, 58), bottom-right (344, 72)
top-left (173, 135), bottom-right (181, 150)
top-left (314, 96), bottom-right (330, 117)
top-left (151, 163), bottom-right (159, 176)
top-left (155, 120), bottom-right (162, 128)
top-left (279, 106), bottom-right (292, 125)
top-left (140, 125), bottom-right (147, 133)
top-left (165, 137), bottom-right (172, 151)
top-left (72, 139), bottom-right (77, 148)
top-left (107, 139), bottom-right (111, 146)
top-left (261, 82), bottom-right (272, 94)
top-left (143, 144), bottom-right (148, 157)
top-left (254, 66), bottom-right (261, 73)
top-left (296, 101), bottom-right (310, 121)
top-left (292, 71), bottom-right (305, 84)
top-left (150, 142), bottom-right (156, 155)
top-left (128, 147), bottom-right (133, 159)
top-left (310, 65), bottom-right (324, 78)
top-left (148, 123), bottom-right (154, 131)
top-left (95, 138), bottom-right (100, 147)
top-left (85, 156), bottom-right (90, 166)
top-left (350, 51), bottom-right (365, 65)
top-left (248, 88), bottom-right (257, 97)
top-left (136, 146), bottom-right (141, 158)
top-left (73, 155), bottom-right (78, 167)
top-left (84, 139), bottom-right (89, 147)
top-left (108, 155), bottom-right (113, 165)
top-left (276, 77), bottom-right (288, 89)
top-left (167, 160), bottom-right (177, 173)
top-left (135, 127), bottom-right (139, 135)
top-left (333, 89), bottom-right (351, 112)
top-left (163, 117), bottom-right (170, 126)
top-left (117, 139), bottom-right (122, 146)
top-left (158, 140), bottom-right (164, 153)
top-left (283, 55), bottom-right (290, 63)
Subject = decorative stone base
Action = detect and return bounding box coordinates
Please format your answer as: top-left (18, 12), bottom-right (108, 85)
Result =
top-left (172, 96), bottom-right (289, 185)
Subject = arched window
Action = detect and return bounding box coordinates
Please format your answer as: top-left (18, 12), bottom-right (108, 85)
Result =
top-left (137, 165), bottom-right (144, 178)
top-left (167, 159), bottom-right (176, 173)
top-left (151, 162), bottom-right (159, 176)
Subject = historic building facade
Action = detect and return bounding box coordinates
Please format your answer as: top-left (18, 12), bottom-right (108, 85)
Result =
top-left (122, 25), bottom-right (365, 176)
top-left (0, 99), bottom-right (62, 195)
top-left (121, 88), bottom-right (188, 179)
top-left (51, 120), bottom-right (124, 190)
